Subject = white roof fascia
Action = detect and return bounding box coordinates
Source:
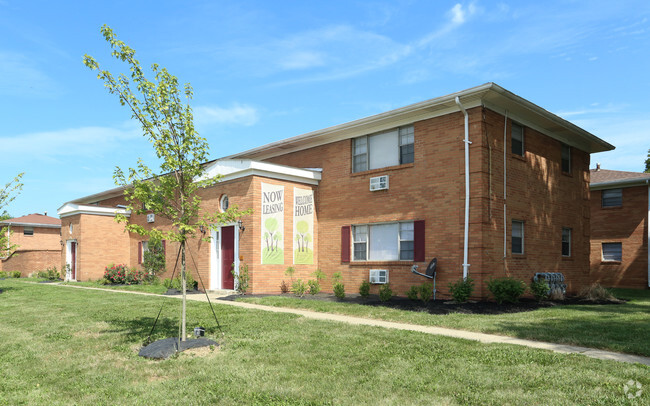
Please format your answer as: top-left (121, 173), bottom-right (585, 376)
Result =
top-left (0, 222), bottom-right (60, 229)
top-left (590, 178), bottom-right (650, 190)
top-left (201, 159), bottom-right (321, 185)
top-left (57, 203), bottom-right (132, 218)
top-left (225, 82), bottom-right (613, 161)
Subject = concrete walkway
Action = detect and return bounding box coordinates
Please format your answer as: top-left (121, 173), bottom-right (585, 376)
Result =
top-left (49, 283), bottom-right (650, 366)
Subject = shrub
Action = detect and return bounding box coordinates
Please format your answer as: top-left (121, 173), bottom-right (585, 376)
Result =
top-left (285, 266), bottom-right (295, 283)
top-left (578, 283), bottom-right (618, 302)
top-left (11, 271), bottom-right (21, 278)
top-left (449, 277), bottom-right (474, 303)
top-left (406, 286), bottom-right (419, 301)
top-left (359, 280), bottom-right (371, 298)
top-left (280, 280), bottom-right (290, 293)
top-left (307, 279), bottom-right (320, 295)
top-left (292, 279), bottom-right (308, 297)
top-left (379, 283), bottom-right (393, 302)
top-left (530, 279), bottom-right (550, 301)
top-left (163, 278), bottom-right (173, 289)
top-left (333, 282), bottom-right (345, 299)
top-left (487, 277), bottom-right (526, 304)
top-left (162, 272), bottom-right (197, 291)
top-left (418, 282), bottom-right (433, 304)
top-left (38, 266), bottom-right (60, 281)
top-left (313, 268), bottom-right (326, 282)
top-left (143, 237), bottom-right (166, 280)
top-left (104, 264), bottom-right (130, 284)
top-left (231, 262), bottom-right (250, 295)
top-left (0, 271), bottom-right (6, 278)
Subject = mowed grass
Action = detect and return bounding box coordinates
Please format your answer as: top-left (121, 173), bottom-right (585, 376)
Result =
top-left (0, 280), bottom-right (647, 406)
top-left (238, 289), bottom-right (650, 357)
top-left (60, 280), bottom-right (168, 294)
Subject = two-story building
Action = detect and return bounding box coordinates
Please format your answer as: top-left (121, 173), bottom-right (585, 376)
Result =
top-left (57, 83), bottom-right (614, 298)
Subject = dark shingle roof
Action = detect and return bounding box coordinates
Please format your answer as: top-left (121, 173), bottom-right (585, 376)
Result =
top-left (0, 213), bottom-right (61, 227)
top-left (590, 169), bottom-right (650, 185)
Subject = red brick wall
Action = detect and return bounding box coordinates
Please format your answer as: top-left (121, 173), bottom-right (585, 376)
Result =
top-left (590, 186), bottom-right (649, 288)
top-left (264, 107), bottom-right (592, 298)
top-left (1, 250), bottom-right (60, 276)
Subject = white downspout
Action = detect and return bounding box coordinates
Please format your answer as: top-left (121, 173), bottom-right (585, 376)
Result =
top-left (455, 96), bottom-right (471, 280)
top-left (503, 111), bottom-right (508, 259)
top-left (647, 180), bottom-right (649, 287)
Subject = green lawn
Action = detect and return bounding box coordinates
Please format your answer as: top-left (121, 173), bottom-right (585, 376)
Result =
top-left (238, 289), bottom-right (650, 357)
top-left (60, 280), bottom-right (168, 294)
top-left (0, 279), bottom-right (647, 405)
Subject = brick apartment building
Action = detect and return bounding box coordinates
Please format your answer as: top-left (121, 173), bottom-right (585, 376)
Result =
top-left (57, 83), bottom-right (614, 298)
top-left (590, 167), bottom-right (650, 289)
top-left (0, 213), bottom-right (62, 276)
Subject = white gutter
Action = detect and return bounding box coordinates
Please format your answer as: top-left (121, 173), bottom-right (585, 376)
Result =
top-left (455, 96), bottom-right (471, 280)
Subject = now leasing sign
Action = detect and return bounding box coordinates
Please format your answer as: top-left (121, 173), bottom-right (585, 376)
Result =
top-left (293, 188), bottom-right (314, 264)
top-left (261, 183), bottom-right (284, 264)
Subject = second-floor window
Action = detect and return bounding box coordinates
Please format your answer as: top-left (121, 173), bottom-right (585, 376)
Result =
top-left (601, 189), bottom-right (622, 208)
top-left (561, 144), bottom-right (571, 173)
top-left (511, 122), bottom-right (524, 156)
top-left (352, 125), bottom-right (414, 172)
top-left (24, 227), bottom-right (34, 236)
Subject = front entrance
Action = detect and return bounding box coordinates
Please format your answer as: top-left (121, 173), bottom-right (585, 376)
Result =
top-left (210, 225), bottom-right (238, 290)
top-left (66, 240), bottom-right (77, 281)
top-left (221, 226), bottom-right (235, 289)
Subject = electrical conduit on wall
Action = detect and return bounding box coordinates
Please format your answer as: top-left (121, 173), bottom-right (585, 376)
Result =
top-left (455, 96), bottom-right (471, 280)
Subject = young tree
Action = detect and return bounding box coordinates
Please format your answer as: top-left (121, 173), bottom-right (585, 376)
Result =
top-left (0, 173), bottom-right (24, 258)
top-left (84, 25), bottom-right (247, 341)
top-left (645, 149), bottom-right (650, 173)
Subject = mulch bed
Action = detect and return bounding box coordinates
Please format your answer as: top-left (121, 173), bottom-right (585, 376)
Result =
top-left (219, 293), bottom-right (625, 315)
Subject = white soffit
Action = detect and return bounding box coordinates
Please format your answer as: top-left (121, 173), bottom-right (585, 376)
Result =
top-left (201, 159), bottom-right (322, 185)
top-left (57, 203), bottom-right (131, 218)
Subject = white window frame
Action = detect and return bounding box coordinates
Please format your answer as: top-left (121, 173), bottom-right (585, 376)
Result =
top-left (352, 221), bottom-right (414, 261)
top-left (602, 242), bottom-right (622, 262)
top-left (512, 122), bottom-right (524, 156)
top-left (511, 220), bottom-right (524, 254)
top-left (601, 189), bottom-right (622, 208)
top-left (561, 227), bottom-right (571, 257)
top-left (352, 125), bottom-right (414, 173)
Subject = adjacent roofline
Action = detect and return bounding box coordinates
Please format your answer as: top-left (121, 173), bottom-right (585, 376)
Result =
top-left (590, 178), bottom-right (650, 190)
top-left (0, 221), bottom-right (61, 229)
top-left (224, 82), bottom-right (614, 161)
top-left (57, 203), bottom-right (132, 218)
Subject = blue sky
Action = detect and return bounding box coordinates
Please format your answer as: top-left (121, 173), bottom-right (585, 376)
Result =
top-left (2, 0), bottom-right (649, 218)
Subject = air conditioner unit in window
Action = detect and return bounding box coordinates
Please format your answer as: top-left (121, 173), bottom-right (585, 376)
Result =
top-left (369, 269), bottom-right (388, 284)
top-left (146, 213), bottom-right (155, 223)
top-left (369, 175), bottom-right (389, 191)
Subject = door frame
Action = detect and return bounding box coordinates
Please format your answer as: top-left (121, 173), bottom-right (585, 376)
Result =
top-left (65, 240), bottom-right (77, 281)
top-left (210, 223), bottom-right (239, 290)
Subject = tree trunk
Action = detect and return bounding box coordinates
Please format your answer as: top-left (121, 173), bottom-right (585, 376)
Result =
top-left (181, 240), bottom-right (187, 342)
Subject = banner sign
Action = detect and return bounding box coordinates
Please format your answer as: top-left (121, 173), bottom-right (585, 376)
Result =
top-left (261, 183), bottom-right (284, 264)
top-left (293, 188), bottom-right (314, 264)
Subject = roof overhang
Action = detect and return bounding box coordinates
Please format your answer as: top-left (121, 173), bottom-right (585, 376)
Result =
top-left (200, 159), bottom-right (321, 185)
top-left (224, 82), bottom-right (614, 161)
top-left (0, 222), bottom-right (60, 229)
top-left (57, 203), bottom-right (132, 218)
top-left (590, 178), bottom-right (650, 190)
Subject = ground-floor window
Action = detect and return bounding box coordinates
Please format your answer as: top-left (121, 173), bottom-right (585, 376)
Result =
top-left (511, 220), bottom-right (524, 254)
top-left (352, 221), bottom-right (414, 261)
top-left (602, 242), bottom-right (622, 262)
top-left (561, 227), bottom-right (571, 257)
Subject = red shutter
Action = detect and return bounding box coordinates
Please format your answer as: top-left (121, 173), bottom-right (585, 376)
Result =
top-left (138, 242), bottom-right (142, 264)
top-left (341, 226), bottom-right (351, 263)
top-left (414, 220), bottom-right (425, 262)
top-left (162, 240), bottom-right (166, 255)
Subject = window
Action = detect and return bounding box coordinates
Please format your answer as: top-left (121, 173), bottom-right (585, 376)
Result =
top-left (352, 125), bottom-right (414, 172)
top-left (561, 144), bottom-right (571, 173)
top-left (220, 194), bottom-right (229, 212)
top-left (511, 122), bottom-right (524, 156)
top-left (24, 227), bottom-right (34, 236)
top-left (399, 126), bottom-right (414, 164)
top-left (562, 228), bottom-right (571, 257)
top-left (352, 221), bottom-right (414, 261)
top-left (602, 242), bottom-right (622, 262)
top-left (511, 220), bottom-right (524, 254)
top-left (601, 189), bottom-right (622, 207)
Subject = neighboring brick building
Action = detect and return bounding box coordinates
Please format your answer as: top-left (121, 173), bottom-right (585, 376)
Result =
top-left (590, 167), bottom-right (650, 289)
top-left (58, 83), bottom-right (614, 298)
top-left (0, 213), bottom-right (62, 276)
